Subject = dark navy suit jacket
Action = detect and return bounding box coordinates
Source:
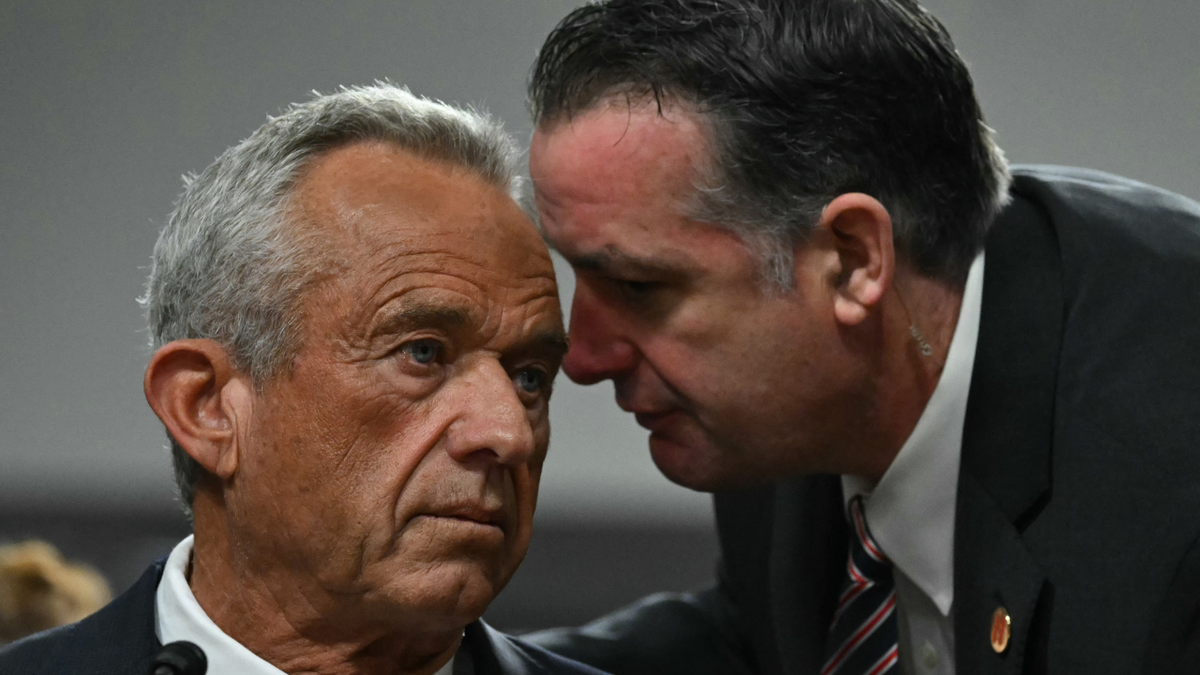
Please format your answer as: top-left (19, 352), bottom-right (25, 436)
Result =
top-left (0, 558), bottom-right (609, 675)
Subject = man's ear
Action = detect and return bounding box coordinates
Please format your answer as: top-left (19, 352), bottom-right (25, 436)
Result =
top-left (143, 340), bottom-right (252, 481)
top-left (816, 193), bottom-right (895, 326)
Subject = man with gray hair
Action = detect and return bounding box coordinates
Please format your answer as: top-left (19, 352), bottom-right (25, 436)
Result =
top-left (0, 83), bottom-right (606, 675)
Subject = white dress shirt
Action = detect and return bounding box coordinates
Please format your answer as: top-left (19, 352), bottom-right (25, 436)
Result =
top-left (841, 253), bottom-right (985, 675)
top-left (155, 535), bottom-right (455, 675)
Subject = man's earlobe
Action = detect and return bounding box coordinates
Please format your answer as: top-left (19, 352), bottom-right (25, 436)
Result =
top-left (820, 193), bottom-right (895, 326)
top-left (143, 340), bottom-right (250, 481)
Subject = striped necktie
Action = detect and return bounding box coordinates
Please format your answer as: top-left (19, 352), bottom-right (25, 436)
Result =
top-left (821, 495), bottom-right (900, 675)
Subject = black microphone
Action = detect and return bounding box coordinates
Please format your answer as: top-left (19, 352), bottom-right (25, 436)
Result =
top-left (150, 641), bottom-right (207, 675)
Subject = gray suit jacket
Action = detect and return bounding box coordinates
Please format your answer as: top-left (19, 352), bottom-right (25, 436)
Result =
top-left (0, 557), bottom-right (609, 675)
top-left (525, 166), bottom-right (1200, 674)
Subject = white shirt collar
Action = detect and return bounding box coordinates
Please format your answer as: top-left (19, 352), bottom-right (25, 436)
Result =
top-left (841, 252), bottom-right (985, 616)
top-left (154, 535), bottom-right (455, 675)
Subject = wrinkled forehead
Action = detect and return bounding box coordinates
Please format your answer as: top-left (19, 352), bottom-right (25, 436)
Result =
top-left (296, 143), bottom-right (523, 239)
top-left (290, 142), bottom-right (560, 334)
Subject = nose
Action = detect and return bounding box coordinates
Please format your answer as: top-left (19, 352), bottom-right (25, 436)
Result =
top-left (561, 283), bottom-right (638, 385)
top-left (445, 358), bottom-right (536, 466)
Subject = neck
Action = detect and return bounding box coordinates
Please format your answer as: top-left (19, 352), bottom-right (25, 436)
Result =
top-left (855, 269), bottom-right (964, 483)
top-left (187, 490), bottom-right (461, 675)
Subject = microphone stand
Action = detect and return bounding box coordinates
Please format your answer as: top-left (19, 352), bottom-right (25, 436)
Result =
top-left (150, 641), bottom-right (207, 675)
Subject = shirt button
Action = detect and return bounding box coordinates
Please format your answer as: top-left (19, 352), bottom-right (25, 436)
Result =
top-left (922, 641), bottom-right (938, 670)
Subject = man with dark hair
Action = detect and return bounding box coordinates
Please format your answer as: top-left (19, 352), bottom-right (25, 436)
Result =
top-left (523, 1), bottom-right (1200, 674)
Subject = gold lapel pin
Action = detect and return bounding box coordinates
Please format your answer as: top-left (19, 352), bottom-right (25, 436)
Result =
top-left (990, 606), bottom-right (1012, 654)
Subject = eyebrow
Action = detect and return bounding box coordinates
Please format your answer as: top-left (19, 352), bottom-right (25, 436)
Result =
top-left (525, 329), bottom-right (571, 360)
top-left (568, 247), bottom-right (690, 278)
top-left (371, 305), bottom-right (568, 358)
top-left (371, 305), bottom-right (471, 337)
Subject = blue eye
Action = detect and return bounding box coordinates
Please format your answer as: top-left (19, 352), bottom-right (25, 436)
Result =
top-left (516, 368), bottom-right (545, 393)
top-left (403, 339), bottom-right (441, 365)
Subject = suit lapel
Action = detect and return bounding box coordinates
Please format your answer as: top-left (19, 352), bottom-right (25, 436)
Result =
top-left (459, 620), bottom-right (558, 675)
top-left (955, 191), bottom-right (1063, 674)
top-left (769, 475), bottom-right (847, 675)
top-left (954, 473), bottom-right (1047, 675)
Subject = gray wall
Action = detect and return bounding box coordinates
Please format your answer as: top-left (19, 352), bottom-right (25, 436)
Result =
top-left (1, 0), bottom-right (1197, 623)
top-left (0, 0), bottom-right (718, 525)
top-left (926, 0), bottom-right (1198, 200)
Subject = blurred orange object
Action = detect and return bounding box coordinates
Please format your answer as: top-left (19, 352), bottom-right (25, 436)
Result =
top-left (0, 540), bottom-right (112, 644)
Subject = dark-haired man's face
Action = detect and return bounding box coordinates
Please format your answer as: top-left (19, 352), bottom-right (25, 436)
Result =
top-left (531, 104), bottom-right (870, 490)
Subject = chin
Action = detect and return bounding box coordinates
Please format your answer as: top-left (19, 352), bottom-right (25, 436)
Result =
top-left (432, 572), bottom-right (497, 622)
top-left (377, 525), bottom-right (524, 623)
top-left (648, 434), bottom-right (731, 492)
top-left (379, 559), bottom-right (506, 630)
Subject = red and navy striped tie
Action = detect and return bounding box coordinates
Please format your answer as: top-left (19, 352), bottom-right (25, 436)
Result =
top-left (821, 495), bottom-right (899, 675)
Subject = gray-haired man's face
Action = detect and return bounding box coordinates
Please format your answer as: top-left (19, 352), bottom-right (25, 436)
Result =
top-left (228, 141), bottom-right (566, 634)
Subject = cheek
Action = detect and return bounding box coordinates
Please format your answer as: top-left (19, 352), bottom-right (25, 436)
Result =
top-left (500, 421), bottom-right (550, 559)
top-left (641, 305), bottom-right (809, 412)
top-left (638, 336), bottom-right (722, 401)
top-left (517, 425), bottom-right (550, 506)
top-left (341, 391), bottom-right (457, 525)
top-left (313, 360), bottom-right (446, 462)
top-left (244, 369), bottom-right (447, 532)
top-left (637, 285), bottom-right (765, 377)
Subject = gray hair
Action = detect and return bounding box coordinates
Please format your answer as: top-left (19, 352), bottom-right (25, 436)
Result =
top-left (140, 83), bottom-right (525, 518)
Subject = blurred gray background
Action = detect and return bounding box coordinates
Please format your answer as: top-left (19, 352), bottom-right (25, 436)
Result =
top-left (1, 0), bottom-right (1197, 631)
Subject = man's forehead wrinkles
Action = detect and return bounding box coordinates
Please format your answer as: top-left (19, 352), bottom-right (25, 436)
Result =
top-left (365, 273), bottom-right (557, 325)
top-left (493, 307), bottom-right (568, 362)
top-left (355, 249), bottom-right (526, 299)
top-left (362, 231), bottom-right (553, 269)
top-left (360, 237), bottom-right (466, 263)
